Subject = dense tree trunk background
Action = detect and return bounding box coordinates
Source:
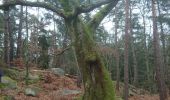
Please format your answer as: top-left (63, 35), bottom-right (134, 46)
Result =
top-left (151, 0), bottom-right (168, 99)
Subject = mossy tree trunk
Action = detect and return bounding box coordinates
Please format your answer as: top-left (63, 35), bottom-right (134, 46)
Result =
top-left (65, 17), bottom-right (115, 100)
top-left (0, 0), bottom-right (119, 99)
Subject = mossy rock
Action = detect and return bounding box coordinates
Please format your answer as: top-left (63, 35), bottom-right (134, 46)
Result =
top-left (51, 68), bottom-right (65, 76)
top-left (28, 74), bottom-right (39, 80)
top-left (2, 68), bottom-right (20, 80)
top-left (0, 83), bottom-right (7, 89)
top-left (24, 87), bottom-right (41, 97)
top-left (0, 95), bottom-right (15, 100)
top-left (1, 76), bottom-right (17, 89)
top-left (4, 95), bottom-right (15, 100)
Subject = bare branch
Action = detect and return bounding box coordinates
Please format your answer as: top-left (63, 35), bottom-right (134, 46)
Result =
top-left (87, 0), bottom-right (119, 30)
top-left (54, 46), bottom-right (71, 56)
top-left (0, 0), bottom-right (66, 18)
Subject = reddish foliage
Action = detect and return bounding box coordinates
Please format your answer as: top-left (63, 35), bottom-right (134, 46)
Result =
top-left (11, 58), bottom-right (24, 68)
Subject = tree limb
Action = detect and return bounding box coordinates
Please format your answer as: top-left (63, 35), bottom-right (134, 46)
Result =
top-left (76, 0), bottom-right (113, 14)
top-left (88, 0), bottom-right (119, 30)
top-left (0, 0), bottom-right (66, 18)
top-left (54, 46), bottom-right (71, 56)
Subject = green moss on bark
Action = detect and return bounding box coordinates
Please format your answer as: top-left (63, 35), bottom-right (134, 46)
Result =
top-left (65, 18), bottom-right (115, 100)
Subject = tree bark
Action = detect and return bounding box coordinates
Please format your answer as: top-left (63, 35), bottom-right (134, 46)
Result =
top-left (114, 8), bottom-right (120, 91)
top-left (17, 5), bottom-right (23, 58)
top-left (124, 0), bottom-right (130, 99)
top-left (65, 17), bottom-right (115, 100)
top-left (129, 4), bottom-right (138, 86)
top-left (157, 0), bottom-right (168, 83)
top-left (9, 18), bottom-right (14, 63)
top-left (141, 10), bottom-right (150, 82)
top-left (25, 6), bottom-right (29, 86)
top-left (3, 8), bottom-right (10, 65)
top-left (151, 0), bottom-right (168, 100)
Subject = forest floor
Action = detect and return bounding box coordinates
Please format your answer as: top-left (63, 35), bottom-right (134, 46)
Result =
top-left (0, 67), bottom-right (82, 100)
top-left (129, 95), bottom-right (170, 100)
top-left (0, 67), bottom-right (170, 100)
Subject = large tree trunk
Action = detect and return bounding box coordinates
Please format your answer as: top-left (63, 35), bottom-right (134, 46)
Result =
top-left (151, 0), bottom-right (168, 100)
top-left (65, 18), bottom-right (115, 100)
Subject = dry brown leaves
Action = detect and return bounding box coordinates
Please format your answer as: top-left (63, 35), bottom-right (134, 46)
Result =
top-left (13, 70), bottom-right (82, 100)
top-left (129, 95), bottom-right (170, 100)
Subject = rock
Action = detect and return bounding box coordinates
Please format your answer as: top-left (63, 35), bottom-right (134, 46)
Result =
top-left (4, 95), bottom-right (15, 100)
top-left (25, 88), bottom-right (36, 96)
top-left (2, 68), bottom-right (20, 80)
top-left (27, 74), bottom-right (40, 84)
top-left (25, 87), bottom-right (40, 97)
top-left (1, 76), bottom-right (17, 89)
top-left (61, 89), bottom-right (81, 96)
top-left (28, 74), bottom-right (39, 80)
top-left (51, 68), bottom-right (65, 76)
top-left (20, 71), bottom-right (40, 84)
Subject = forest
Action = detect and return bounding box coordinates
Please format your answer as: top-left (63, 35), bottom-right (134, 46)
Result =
top-left (0, 0), bottom-right (170, 100)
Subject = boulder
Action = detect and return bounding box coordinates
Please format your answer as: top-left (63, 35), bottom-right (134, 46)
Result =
top-left (25, 87), bottom-right (40, 97)
top-left (1, 76), bottom-right (17, 89)
top-left (2, 68), bottom-right (20, 80)
top-left (25, 88), bottom-right (36, 96)
top-left (25, 88), bottom-right (37, 97)
top-left (61, 89), bottom-right (81, 96)
top-left (51, 68), bottom-right (65, 76)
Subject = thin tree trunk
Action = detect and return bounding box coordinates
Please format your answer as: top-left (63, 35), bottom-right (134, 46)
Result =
top-left (151, 0), bottom-right (168, 100)
top-left (157, 0), bottom-right (167, 82)
top-left (72, 46), bottom-right (82, 88)
top-left (25, 6), bottom-right (29, 86)
top-left (124, 0), bottom-right (130, 99)
top-left (114, 8), bottom-right (120, 91)
top-left (129, 4), bottom-right (138, 86)
top-left (9, 19), bottom-right (14, 63)
top-left (142, 12), bottom-right (150, 82)
top-left (17, 5), bottom-right (23, 58)
top-left (4, 8), bottom-right (10, 65)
